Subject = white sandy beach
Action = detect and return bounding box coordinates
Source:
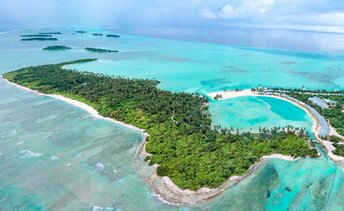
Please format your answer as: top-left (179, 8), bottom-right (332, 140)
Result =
top-left (208, 89), bottom-right (257, 99)
top-left (135, 139), bottom-right (298, 206)
top-left (207, 89), bottom-right (344, 162)
top-left (3, 78), bottom-right (147, 136)
top-left (4, 78), bottom-right (341, 205)
top-left (208, 89), bottom-right (320, 134)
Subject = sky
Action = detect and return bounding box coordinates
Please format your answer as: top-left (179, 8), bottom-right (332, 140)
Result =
top-left (0, 0), bottom-right (343, 32)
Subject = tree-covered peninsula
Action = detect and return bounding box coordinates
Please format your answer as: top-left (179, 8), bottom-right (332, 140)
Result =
top-left (43, 45), bottom-right (72, 51)
top-left (3, 60), bottom-right (317, 190)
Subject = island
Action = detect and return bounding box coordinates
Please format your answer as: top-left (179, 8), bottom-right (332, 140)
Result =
top-left (20, 34), bottom-right (53, 38)
top-left (85, 47), bottom-right (119, 53)
top-left (106, 34), bottom-right (120, 38)
top-left (43, 45), bottom-right (72, 51)
top-left (76, 31), bottom-right (87, 34)
top-left (21, 37), bottom-right (58, 41)
top-left (92, 33), bottom-right (103, 36)
top-left (39, 32), bottom-right (62, 35)
top-left (210, 88), bottom-right (344, 161)
top-left (272, 88), bottom-right (344, 157)
top-left (3, 59), bottom-right (318, 202)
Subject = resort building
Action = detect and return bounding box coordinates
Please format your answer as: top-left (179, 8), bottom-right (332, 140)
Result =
top-left (323, 99), bottom-right (336, 107)
top-left (308, 97), bottom-right (330, 109)
top-left (285, 95), bottom-right (330, 138)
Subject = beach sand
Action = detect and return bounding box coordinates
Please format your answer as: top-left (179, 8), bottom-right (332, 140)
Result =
top-left (135, 140), bottom-right (297, 206)
top-left (207, 89), bottom-right (344, 162)
top-left (3, 78), bottom-right (147, 136)
top-left (2, 79), bottom-right (329, 206)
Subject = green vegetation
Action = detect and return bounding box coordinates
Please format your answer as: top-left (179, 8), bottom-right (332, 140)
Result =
top-left (106, 34), bottom-right (120, 38)
top-left (333, 143), bottom-right (344, 156)
top-left (43, 45), bottom-right (72, 51)
top-left (20, 34), bottom-right (52, 38)
top-left (3, 60), bottom-right (317, 190)
top-left (287, 91), bottom-right (344, 136)
top-left (93, 33), bottom-right (103, 36)
top-left (21, 38), bottom-right (58, 41)
top-left (329, 135), bottom-right (343, 143)
top-left (76, 31), bottom-right (87, 34)
top-left (39, 32), bottom-right (62, 35)
top-left (85, 47), bottom-right (119, 53)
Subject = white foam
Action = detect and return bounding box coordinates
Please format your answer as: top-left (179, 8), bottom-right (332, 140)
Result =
top-left (20, 150), bottom-right (42, 158)
top-left (75, 152), bottom-right (82, 158)
top-left (91, 205), bottom-right (114, 211)
top-left (50, 155), bottom-right (60, 160)
top-left (150, 192), bottom-right (181, 206)
top-left (8, 130), bottom-right (17, 136)
top-left (96, 162), bottom-right (105, 171)
top-left (66, 163), bottom-right (72, 166)
top-left (0, 153), bottom-right (3, 156)
top-left (16, 140), bottom-right (24, 145)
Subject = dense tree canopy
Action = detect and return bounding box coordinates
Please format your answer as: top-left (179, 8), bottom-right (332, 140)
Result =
top-left (3, 60), bottom-right (317, 190)
top-left (43, 45), bottom-right (72, 51)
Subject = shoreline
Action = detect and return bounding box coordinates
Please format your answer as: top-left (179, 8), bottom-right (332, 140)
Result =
top-left (134, 141), bottom-right (297, 206)
top-left (1, 79), bottom-right (323, 206)
top-left (2, 77), bottom-right (147, 136)
top-left (208, 89), bottom-right (344, 162)
top-left (208, 90), bottom-right (319, 133)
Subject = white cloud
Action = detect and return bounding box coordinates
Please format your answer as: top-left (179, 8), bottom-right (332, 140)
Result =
top-left (200, 0), bottom-right (275, 19)
top-left (309, 12), bottom-right (344, 26)
top-left (199, 8), bottom-right (217, 19)
top-left (219, 4), bottom-right (236, 18)
top-left (199, 0), bottom-right (344, 30)
top-left (278, 12), bottom-right (344, 27)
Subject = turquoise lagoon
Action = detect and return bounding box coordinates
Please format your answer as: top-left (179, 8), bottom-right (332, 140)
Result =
top-left (0, 28), bottom-right (344, 210)
top-left (209, 96), bottom-right (313, 132)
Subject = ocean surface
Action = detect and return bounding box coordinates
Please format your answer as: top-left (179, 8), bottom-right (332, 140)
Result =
top-left (0, 28), bottom-right (344, 210)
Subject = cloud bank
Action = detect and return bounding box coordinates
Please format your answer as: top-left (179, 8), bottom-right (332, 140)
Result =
top-left (199, 0), bottom-right (344, 28)
top-left (0, 0), bottom-right (343, 32)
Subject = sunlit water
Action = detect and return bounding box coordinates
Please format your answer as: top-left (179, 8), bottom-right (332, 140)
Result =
top-left (209, 96), bottom-right (313, 132)
top-left (0, 28), bottom-right (344, 210)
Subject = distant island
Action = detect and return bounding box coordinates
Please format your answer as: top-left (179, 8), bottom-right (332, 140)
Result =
top-left (21, 37), bottom-right (58, 41)
top-left (76, 31), bottom-right (87, 34)
top-left (85, 47), bottom-right (119, 53)
top-left (43, 45), bottom-right (72, 51)
top-left (92, 33), bottom-right (103, 36)
top-left (3, 59), bottom-right (317, 193)
top-left (39, 32), bottom-right (62, 35)
top-left (106, 34), bottom-right (120, 38)
top-left (20, 34), bottom-right (52, 38)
